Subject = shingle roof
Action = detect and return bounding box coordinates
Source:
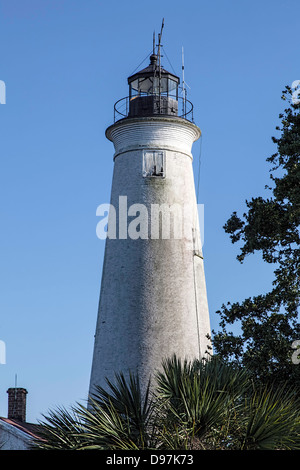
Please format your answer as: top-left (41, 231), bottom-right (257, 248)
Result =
top-left (0, 417), bottom-right (42, 439)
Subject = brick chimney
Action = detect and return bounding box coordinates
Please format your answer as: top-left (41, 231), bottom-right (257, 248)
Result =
top-left (7, 388), bottom-right (28, 422)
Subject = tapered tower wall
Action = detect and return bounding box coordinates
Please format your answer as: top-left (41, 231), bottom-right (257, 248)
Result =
top-left (89, 116), bottom-right (211, 395)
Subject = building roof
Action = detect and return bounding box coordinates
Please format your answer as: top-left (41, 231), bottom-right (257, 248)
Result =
top-left (0, 417), bottom-right (42, 440)
top-left (128, 55), bottom-right (180, 85)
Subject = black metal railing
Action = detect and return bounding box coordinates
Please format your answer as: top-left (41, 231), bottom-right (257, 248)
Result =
top-left (113, 95), bottom-right (194, 123)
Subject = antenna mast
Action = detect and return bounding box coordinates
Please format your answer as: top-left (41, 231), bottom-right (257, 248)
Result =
top-left (158, 18), bottom-right (164, 112)
top-left (153, 31), bottom-right (156, 55)
top-left (182, 46), bottom-right (186, 117)
top-left (157, 18), bottom-right (164, 64)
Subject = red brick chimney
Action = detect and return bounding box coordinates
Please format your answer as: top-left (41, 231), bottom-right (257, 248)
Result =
top-left (7, 388), bottom-right (28, 422)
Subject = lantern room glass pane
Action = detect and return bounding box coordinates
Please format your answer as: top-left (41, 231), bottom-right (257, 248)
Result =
top-left (130, 76), bottom-right (176, 96)
top-left (168, 78), bottom-right (178, 93)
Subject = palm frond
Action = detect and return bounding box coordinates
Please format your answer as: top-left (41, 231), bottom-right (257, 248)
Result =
top-left (155, 354), bottom-right (248, 438)
top-left (30, 406), bottom-right (85, 450)
top-left (30, 355), bottom-right (300, 451)
top-left (241, 383), bottom-right (300, 450)
top-left (85, 370), bottom-right (156, 449)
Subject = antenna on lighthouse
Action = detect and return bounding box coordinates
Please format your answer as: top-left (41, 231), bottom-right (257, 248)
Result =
top-left (182, 46), bottom-right (186, 116)
top-left (153, 31), bottom-right (156, 55)
top-left (157, 18), bottom-right (164, 61)
top-left (181, 46), bottom-right (190, 117)
top-left (157, 18), bottom-right (164, 110)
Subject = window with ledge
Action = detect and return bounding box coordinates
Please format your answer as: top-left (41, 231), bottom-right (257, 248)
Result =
top-left (143, 151), bottom-right (165, 177)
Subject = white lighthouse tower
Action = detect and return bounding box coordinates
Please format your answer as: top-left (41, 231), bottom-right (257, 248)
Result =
top-left (89, 32), bottom-right (211, 395)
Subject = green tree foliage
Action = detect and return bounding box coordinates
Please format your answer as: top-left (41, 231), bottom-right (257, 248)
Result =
top-left (212, 85), bottom-right (300, 386)
top-left (30, 356), bottom-right (300, 450)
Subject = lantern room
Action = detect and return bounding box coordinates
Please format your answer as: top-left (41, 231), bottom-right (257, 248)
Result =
top-left (127, 53), bottom-right (180, 118)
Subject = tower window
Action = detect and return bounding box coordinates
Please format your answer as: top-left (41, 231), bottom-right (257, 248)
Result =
top-left (143, 151), bottom-right (165, 177)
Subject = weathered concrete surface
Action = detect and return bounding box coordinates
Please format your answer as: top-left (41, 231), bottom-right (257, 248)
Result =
top-left (89, 116), bottom-right (211, 396)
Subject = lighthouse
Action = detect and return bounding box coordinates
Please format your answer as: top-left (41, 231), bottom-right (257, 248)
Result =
top-left (89, 30), bottom-right (211, 396)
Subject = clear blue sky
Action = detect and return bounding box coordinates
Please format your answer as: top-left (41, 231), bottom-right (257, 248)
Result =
top-left (0, 0), bottom-right (299, 423)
